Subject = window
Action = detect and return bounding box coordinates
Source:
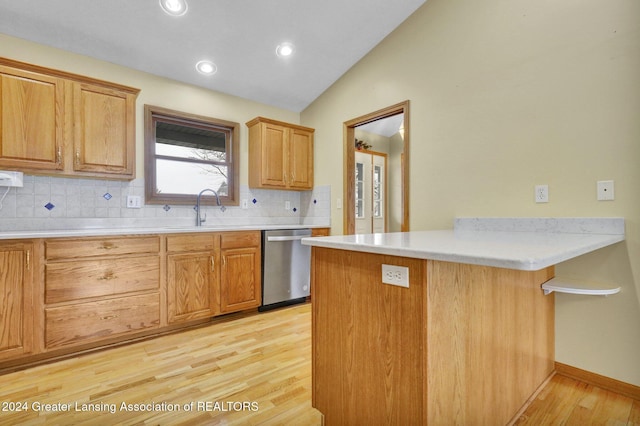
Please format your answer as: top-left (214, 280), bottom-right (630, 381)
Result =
top-left (145, 105), bottom-right (239, 206)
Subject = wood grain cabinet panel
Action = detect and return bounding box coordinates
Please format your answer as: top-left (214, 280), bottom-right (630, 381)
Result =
top-left (45, 236), bottom-right (159, 260)
top-left (0, 242), bottom-right (34, 361)
top-left (45, 293), bottom-right (160, 349)
top-left (72, 82), bottom-right (136, 177)
top-left (167, 252), bottom-right (218, 323)
top-left (247, 117), bottom-right (314, 190)
top-left (220, 231), bottom-right (261, 313)
top-left (45, 255), bottom-right (160, 304)
top-left (0, 64), bottom-right (64, 171)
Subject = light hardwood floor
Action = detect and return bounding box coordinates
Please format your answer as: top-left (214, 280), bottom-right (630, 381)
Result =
top-left (0, 302), bottom-right (638, 425)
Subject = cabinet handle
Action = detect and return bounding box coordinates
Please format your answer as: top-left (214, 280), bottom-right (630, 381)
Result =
top-left (99, 242), bottom-right (118, 250)
top-left (26, 250), bottom-right (31, 270)
top-left (56, 147), bottom-right (62, 164)
top-left (100, 315), bottom-right (118, 321)
top-left (97, 271), bottom-right (116, 281)
top-left (75, 150), bottom-right (80, 165)
top-left (210, 256), bottom-right (215, 272)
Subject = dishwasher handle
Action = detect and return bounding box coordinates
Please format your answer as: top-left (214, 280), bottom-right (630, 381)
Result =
top-left (266, 234), bottom-right (311, 242)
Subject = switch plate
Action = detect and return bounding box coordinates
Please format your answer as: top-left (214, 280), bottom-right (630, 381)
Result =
top-left (336, 198), bottom-right (342, 209)
top-left (126, 195), bottom-right (142, 208)
top-left (285, 200), bottom-right (291, 210)
top-left (535, 185), bottom-right (549, 203)
top-left (597, 180), bottom-right (614, 201)
top-left (382, 264), bottom-right (409, 288)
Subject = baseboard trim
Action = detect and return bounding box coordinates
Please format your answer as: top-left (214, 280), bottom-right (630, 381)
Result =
top-left (555, 362), bottom-right (640, 401)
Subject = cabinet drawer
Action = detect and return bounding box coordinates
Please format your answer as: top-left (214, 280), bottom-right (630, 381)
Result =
top-left (45, 255), bottom-right (159, 304)
top-left (166, 233), bottom-right (216, 252)
top-left (220, 231), bottom-right (260, 249)
top-left (45, 293), bottom-right (159, 349)
top-left (45, 236), bottom-right (160, 260)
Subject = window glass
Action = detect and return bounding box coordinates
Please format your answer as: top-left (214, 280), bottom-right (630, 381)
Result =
top-left (145, 105), bottom-right (239, 205)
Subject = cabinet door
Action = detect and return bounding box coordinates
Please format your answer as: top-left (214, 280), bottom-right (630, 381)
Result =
top-left (167, 252), bottom-right (218, 323)
top-left (220, 245), bottom-right (261, 313)
top-left (259, 122), bottom-right (288, 188)
top-left (288, 127), bottom-right (313, 189)
top-left (73, 82), bottom-right (135, 177)
top-left (0, 66), bottom-right (64, 171)
top-left (0, 243), bottom-right (33, 361)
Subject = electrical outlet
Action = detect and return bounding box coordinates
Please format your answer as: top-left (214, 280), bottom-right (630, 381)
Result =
top-left (535, 185), bottom-right (549, 203)
top-left (241, 199), bottom-right (248, 209)
top-left (382, 264), bottom-right (409, 288)
top-left (285, 200), bottom-right (291, 210)
top-left (126, 195), bottom-right (142, 209)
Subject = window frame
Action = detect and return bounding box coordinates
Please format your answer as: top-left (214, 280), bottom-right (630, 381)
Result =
top-left (144, 105), bottom-right (240, 206)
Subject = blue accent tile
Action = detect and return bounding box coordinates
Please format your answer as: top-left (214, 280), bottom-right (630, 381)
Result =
top-left (44, 202), bottom-right (55, 211)
top-left (163, 205), bottom-right (171, 212)
top-left (314, 199), bottom-right (317, 204)
top-left (252, 198), bottom-right (257, 204)
top-left (293, 207), bottom-right (297, 212)
top-left (103, 192), bottom-right (112, 200)
top-left (220, 205), bottom-right (227, 213)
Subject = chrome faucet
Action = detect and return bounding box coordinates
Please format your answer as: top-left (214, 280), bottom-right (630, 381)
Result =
top-left (196, 188), bottom-right (222, 226)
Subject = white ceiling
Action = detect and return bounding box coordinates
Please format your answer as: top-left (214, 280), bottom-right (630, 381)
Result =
top-left (0, 0), bottom-right (425, 112)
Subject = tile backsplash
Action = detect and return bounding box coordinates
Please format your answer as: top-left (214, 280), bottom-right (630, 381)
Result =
top-left (0, 175), bottom-right (330, 231)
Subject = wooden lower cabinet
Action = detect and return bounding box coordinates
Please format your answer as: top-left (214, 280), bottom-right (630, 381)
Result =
top-left (0, 241), bottom-right (34, 361)
top-left (167, 231), bottom-right (261, 322)
top-left (167, 251), bottom-right (219, 322)
top-left (220, 232), bottom-right (261, 313)
top-left (0, 230), bottom-right (262, 370)
top-left (43, 235), bottom-right (161, 351)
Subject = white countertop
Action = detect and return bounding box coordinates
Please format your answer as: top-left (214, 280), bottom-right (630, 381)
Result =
top-left (0, 224), bottom-right (326, 240)
top-left (302, 218), bottom-right (625, 271)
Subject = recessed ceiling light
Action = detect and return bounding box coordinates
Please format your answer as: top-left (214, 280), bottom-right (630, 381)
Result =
top-left (159, 0), bottom-right (188, 17)
top-left (276, 42), bottom-right (295, 57)
top-left (196, 60), bottom-right (217, 75)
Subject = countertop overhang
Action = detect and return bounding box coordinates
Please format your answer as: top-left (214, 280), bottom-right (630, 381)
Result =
top-left (302, 218), bottom-right (625, 271)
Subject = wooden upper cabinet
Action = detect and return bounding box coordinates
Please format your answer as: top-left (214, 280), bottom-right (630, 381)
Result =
top-left (0, 65), bottom-right (64, 171)
top-left (0, 57), bottom-right (139, 180)
top-left (73, 82), bottom-right (136, 177)
top-left (247, 117), bottom-right (314, 190)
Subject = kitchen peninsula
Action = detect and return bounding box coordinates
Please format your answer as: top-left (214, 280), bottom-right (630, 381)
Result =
top-left (303, 218), bottom-right (625, 425)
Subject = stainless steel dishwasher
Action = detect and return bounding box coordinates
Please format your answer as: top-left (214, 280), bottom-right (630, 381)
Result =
top-left (259, 228), bottom-right (311, 311)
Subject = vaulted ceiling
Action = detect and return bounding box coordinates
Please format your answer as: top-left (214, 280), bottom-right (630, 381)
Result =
top-left (0, 0), bottom-right (426, 112)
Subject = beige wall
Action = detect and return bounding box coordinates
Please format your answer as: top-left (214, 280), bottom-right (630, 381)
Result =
top-left (302, 0), bottom-right (640, 385)
top-left (0, 34), bottom-right (299, 185)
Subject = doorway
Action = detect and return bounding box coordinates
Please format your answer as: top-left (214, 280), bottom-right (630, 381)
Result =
top-left (344, 101), bottom-right (409, 235)
top-left (355, 150), bottom-right (387, 233)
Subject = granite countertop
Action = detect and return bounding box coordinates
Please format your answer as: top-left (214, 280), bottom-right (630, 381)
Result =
top-left (302, 217), bottom-right (625, 271)
top-left (0, 223), bottom-right (328, 240)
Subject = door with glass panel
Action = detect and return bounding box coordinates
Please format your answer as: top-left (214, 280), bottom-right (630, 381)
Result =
top-left (355, 151), bottom-right (387, 234)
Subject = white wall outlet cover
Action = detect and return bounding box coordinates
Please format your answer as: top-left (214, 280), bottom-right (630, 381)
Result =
top-left (126, 195), bottom-right (142, 208)
top-left (382, 264), bottom-right (409, 288)
top-left (597, 180), bottom-right (614, 201)
top-left (535, 185), bottom-right (549, 203)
